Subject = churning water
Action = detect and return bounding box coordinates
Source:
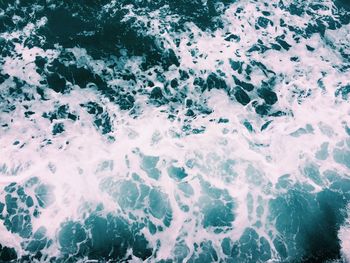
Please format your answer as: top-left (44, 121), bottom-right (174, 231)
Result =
top-left (0, 0), bottom-right (349, 262)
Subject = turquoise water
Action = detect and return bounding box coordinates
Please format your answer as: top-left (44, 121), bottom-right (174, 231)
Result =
top-left (0, 0), bottom-right (349, 262)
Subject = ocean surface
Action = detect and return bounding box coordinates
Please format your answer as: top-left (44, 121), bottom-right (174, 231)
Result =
top-left (0, 0), bottom-right (349, 262)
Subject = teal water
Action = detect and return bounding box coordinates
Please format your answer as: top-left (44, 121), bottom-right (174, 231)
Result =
top-left (0, 0), bottom-right (349, 262)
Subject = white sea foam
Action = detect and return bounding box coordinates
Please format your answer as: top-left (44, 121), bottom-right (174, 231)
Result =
top-left (0, 0), bottom-right (349, 261)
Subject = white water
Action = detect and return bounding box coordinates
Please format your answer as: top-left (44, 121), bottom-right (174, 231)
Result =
top-left (0, 0), bottom-right (349, 261)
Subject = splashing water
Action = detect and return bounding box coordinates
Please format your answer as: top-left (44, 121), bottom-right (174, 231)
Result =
top-left (0, 0), bottom-right (349, 262)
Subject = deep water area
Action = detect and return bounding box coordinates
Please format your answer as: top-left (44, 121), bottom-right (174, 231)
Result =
top-left (0, 0), bottom-right (350, 262)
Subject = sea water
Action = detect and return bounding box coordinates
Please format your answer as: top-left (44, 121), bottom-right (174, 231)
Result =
top-left (0, 0), bottom-right (349, 262)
